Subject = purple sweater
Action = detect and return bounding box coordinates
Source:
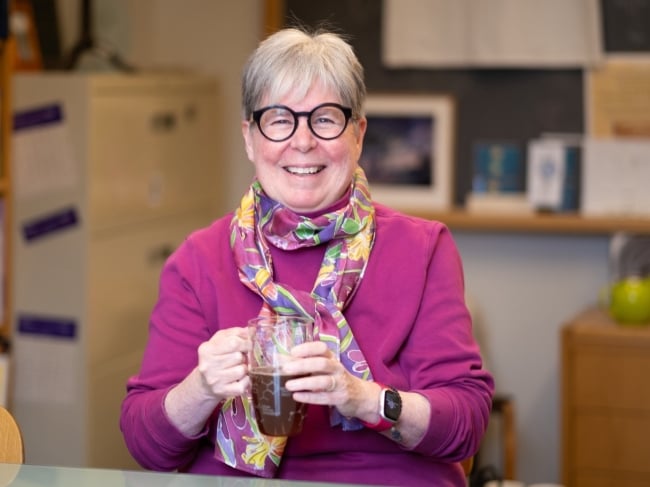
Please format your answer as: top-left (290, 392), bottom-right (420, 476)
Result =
top-left (120, 203), bottom-right (494, 486)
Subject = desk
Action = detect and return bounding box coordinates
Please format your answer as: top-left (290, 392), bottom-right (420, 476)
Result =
top-left (0, 464), bottom-right (369, 487)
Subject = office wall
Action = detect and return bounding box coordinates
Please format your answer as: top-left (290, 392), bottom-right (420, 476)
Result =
top-left (54, 0), bottom-right (613, 483)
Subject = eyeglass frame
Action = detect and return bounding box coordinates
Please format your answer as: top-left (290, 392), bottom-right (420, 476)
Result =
top-left (251, 102), bottom-right (354, 142)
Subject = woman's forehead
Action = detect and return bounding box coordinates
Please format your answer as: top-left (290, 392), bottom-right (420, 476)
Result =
top-left (262, 81), bottom-right (339, 107)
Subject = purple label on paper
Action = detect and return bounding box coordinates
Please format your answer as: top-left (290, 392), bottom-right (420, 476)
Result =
top-left (18, 314), bottom-right (77, 339)
top-left (13, 104), bottom-right (63, 131)
top-left (22, 207), bottom-right (79, 242)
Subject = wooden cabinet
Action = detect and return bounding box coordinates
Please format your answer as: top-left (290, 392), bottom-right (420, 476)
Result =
top-left (0, 34), bottom-right (14, 343)
top-left (10, 73), bottom-right (219, 469)
top-left (561, 307), bottom-right (650, 487)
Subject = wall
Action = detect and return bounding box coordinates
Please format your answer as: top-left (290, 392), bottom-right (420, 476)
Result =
top-left (55, 0), bottom-right (258, 214)
top-left (54, 0), bottom-right (613, 484)
top-left (456, 232), bottom-right (608, 483)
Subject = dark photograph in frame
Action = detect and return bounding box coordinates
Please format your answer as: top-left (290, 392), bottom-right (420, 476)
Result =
top-left (359, 94), bottom-right (455, 212)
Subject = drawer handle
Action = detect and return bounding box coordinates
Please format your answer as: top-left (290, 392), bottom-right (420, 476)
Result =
top-left (151, 112), bottom-right (176, 132)
top-left (148, 244), bottom-right (174, 264)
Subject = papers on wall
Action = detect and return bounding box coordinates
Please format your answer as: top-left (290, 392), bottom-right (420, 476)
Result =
top-left (13, 103), bottom-right (78, 199)
top-left (582, 138), bottom-right (650, 217)
top-left (382, 0), bottom-right (603, 68)
top-left (14, 314), bottom-right (80, 406)
top-left (586, 58), bottom-right (650, 137)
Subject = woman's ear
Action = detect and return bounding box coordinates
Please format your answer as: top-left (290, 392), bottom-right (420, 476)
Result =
top-left (354, 116), bottom-right (368, 157)
top-left (242, 120), bottom-right (255, 162)
top-left (356, 116), bottom-right (367, 144)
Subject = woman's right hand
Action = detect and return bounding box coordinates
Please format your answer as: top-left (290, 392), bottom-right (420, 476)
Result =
top-left (164, 326), bottom-right (251, 436)
top-left (196, 326), bottom-right (251, 399)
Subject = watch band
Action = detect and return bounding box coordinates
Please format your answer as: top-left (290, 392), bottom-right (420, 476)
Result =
top-left (360, 383), bottom-right (397, 432)
top-left (360, 414), bottom-right (394, 432)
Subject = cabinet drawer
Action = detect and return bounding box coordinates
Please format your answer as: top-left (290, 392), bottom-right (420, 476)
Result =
top-left (572, 344), bottom-right (650, 410)
top-left (88, 88), bottom-right (219, 229)
top-left (573, 413), bottom-right (650, 473)
top-left (87, 212), bottom-right (213, 365)
top-left (88, 350), bottom-right (144, 469)
top-left (574, 473), bottom-right (650, 487)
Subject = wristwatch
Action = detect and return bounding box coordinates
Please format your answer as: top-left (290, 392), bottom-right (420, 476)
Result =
top-left (361, 384), bottom-right (402, 433)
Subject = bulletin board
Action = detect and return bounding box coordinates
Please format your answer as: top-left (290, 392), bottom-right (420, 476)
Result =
top-left (280, 0), bottom-right (585, 206)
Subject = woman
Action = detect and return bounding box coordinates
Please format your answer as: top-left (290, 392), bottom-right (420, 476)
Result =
top-left (120, 27), bottom-right (494, 486)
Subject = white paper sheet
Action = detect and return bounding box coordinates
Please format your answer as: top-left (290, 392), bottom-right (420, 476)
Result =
top-left (13, 335), bottom-right (80, 405)
top-left (13, 104), bottom-right (78, 199)
top-left (383, 0), bottom-right (603, 68)
top-left (582, 139), bottom-right (650, 216)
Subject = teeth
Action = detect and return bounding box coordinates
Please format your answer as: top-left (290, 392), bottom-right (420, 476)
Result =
top-left (285, 166), bottom-right (322, 175)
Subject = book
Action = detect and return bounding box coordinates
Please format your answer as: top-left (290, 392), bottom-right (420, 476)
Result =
top-left (527, 138), bottom-right (581, 213)
top-left (472, 142), bottom-right (524, 194)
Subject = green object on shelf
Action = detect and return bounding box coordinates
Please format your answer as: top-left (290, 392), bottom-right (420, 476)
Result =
top-left (609, 276), bottom-right (650, 325)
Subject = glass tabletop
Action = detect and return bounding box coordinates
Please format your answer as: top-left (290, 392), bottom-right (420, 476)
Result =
top-left (0, 463), bottom-right (369, 487)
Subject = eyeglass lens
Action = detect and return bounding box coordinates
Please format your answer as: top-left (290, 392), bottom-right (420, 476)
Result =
top-left (257, 104), bottom-right (349, 141)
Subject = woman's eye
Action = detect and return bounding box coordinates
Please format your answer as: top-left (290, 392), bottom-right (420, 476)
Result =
top-left (265, 112), bottom-right (293, 126)
top-left (269, 117), bottom-right (292, 126)
top-left (313, 115), bottom-right (337, 126)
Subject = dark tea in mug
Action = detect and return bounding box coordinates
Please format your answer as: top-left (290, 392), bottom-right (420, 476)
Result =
top-left (248, 315), bottom-right (314, 436)
top-left (250, 366), bottom-right (308, 436)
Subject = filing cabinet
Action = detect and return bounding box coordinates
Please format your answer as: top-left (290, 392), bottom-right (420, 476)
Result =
top-left (11, 73), bottom-right (220, 468)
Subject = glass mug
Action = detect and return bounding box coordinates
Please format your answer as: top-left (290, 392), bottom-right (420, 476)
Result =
top-left (248, 315), bottom-right (314, 436)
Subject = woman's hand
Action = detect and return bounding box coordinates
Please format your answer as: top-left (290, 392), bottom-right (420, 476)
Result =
top-left (282, 341), bottom-right (378, 421)
top-left (282, 341), bottom-right (431, 448)
top-left (164, 327), bottom-right (250, 436)
top-left (196, 327), bottom-right (251, 399)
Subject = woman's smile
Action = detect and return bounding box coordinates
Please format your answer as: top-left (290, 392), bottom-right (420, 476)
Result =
top-left (283, 165), bottom-right (326, 176)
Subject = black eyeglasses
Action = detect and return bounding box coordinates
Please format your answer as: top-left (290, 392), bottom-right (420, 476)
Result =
top-left (251, 103), bottom-right (353, 142)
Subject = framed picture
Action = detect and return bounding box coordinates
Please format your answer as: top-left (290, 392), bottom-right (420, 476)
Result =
top-left (359, 94), bottom-right (455, 212)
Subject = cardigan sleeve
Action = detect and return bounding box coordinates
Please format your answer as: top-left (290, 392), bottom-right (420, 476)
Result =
top-left (357, 210), bottom-right (494, 462)
top-left (120, 234), bottom-right (212, 471)
top-left (404, 222), bottom-right (494, 460)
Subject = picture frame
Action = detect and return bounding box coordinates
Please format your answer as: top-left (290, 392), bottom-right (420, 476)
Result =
top-left (359, 94), bottom-right (455, 212)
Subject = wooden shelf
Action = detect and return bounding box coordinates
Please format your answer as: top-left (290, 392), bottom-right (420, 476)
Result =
top-left (404, 208), bottom-right (650, 235)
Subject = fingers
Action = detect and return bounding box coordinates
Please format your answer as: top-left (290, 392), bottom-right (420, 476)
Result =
top-left (196, 327), bottom-right (251, 398)
top-left (326, 374), bottom-right (337, 392)
top-left (207, 327), bottom-right (250, 355)
top-left (290, 340), bottom-right (331, 358)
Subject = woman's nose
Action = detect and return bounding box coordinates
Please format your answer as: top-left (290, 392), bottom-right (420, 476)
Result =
top-left (290, 118), bottom-right (317, 151)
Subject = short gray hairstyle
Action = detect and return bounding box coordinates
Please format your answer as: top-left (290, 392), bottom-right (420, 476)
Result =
top-left (241, 27), bottom-right (366, 121)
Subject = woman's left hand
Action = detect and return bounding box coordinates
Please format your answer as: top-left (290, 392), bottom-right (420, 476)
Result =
top-left (282, 341), bottom-right (377, 420)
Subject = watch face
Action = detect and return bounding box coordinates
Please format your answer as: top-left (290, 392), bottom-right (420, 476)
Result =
top-left (382, 388), bottom-right (402, 422)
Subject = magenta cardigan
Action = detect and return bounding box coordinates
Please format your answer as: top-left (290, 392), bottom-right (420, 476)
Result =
top-left (120, 203), bottom-right (494, 486)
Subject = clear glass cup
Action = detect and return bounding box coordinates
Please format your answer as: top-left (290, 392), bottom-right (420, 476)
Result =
top-left (248, 315), bottom-right (314, 436)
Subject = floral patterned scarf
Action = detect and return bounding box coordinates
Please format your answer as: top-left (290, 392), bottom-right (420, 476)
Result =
top-left (214, 166), bottom-right (376, 477)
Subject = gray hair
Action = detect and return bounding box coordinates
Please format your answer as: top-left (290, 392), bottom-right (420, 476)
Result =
top-left (241, 27), bottom-right (366, 120)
